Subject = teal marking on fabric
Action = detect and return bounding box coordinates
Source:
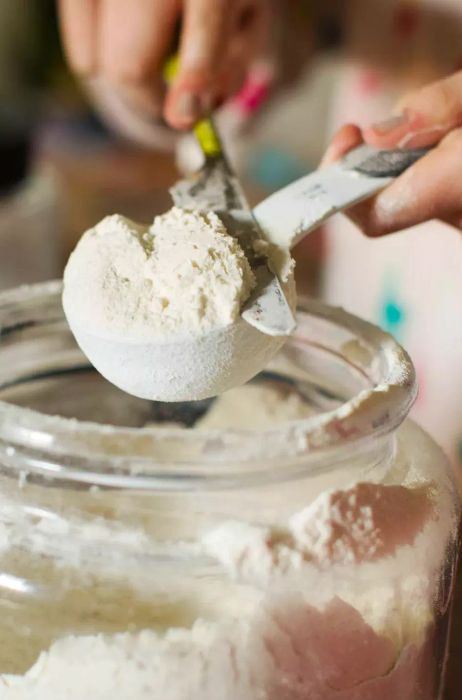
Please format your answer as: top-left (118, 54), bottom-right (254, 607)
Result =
top-left (246, 147), bottom-right (310, 192)
top-left (378, 294), bottom-right (406, 342)
top-left (383, 300), bottom-right (404, 328)
top-left (377, 268), bottom-right (407, 341)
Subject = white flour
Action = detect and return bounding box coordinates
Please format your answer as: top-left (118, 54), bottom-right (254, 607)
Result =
top-left (195, 383), bottom-right (314, 429)
top-left (63, 208), bottom-right (255, 341)
top-left (143, 384), bottom-right (314, 431)
top-left (0, 388), bottom-right (457, 699)
top-left (62, 210), bottom-right (290, 401)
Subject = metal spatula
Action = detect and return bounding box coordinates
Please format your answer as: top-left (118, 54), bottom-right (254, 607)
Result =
top-left (165, 57), bottom-right (296, 338)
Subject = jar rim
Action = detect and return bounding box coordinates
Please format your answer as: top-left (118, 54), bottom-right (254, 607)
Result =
top-left (0, 281), bottom-right (416, 490)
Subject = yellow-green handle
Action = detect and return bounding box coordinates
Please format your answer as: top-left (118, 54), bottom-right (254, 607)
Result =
top-left (193, 119), bottom-right (222, 158)
top-left (163, 53), bottom-right (222, 159)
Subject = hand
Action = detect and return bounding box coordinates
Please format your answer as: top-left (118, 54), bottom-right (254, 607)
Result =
top-left (322, 71), bottom-right (462, 235)
top-left (58, 0), bottom-right (269, 130)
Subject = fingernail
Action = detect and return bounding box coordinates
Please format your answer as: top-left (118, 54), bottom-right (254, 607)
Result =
top-left (370, 114), bottom-right (408, 134)
top-left (319, 143), bottom-right (338, 168)
top-left (397, 124), bottom-right (447, 149)
top-left (174, 91), bottom-right (202, 122)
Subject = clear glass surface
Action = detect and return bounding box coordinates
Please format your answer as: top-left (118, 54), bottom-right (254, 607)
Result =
top-left (0, 282), bottom-right (458, 700)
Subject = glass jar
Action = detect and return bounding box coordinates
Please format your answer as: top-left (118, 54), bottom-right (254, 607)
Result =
top-left (0, 281), bottom-right (459, 700)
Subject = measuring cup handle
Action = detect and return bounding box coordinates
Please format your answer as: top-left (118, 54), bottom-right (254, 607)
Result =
top-left (351, 147), bottom-right (431, 178)
top-left (253, 145), bottom-right (432, 250)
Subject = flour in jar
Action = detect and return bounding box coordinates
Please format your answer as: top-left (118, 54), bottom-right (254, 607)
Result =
top-left (0, 375), bottom-right (457, 699)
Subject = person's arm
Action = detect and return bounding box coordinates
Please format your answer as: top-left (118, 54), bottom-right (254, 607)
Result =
top-left (322, 71), bottom-right (462, 235)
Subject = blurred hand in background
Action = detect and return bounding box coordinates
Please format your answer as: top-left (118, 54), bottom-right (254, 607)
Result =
top-left (57, 0), bottom-right (322, 148)
top-left (58, 0), bottom-right (270, 130)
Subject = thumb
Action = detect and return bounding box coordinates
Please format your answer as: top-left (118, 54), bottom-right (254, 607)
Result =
top-left (320, 124), bottom-right (363, 167)
top-left (363, 71), bottom-right (462, 149)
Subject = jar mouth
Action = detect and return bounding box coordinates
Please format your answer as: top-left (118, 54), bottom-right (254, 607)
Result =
top-left (0, 281), bottom-right (416, 490)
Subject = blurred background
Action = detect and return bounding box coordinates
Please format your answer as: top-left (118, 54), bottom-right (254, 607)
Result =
top-left (0, 0), bottom-right (334, 294)
top-left (13, 0), bottom-right (460, 478)
top-left (0, 0), bottom-right (173, 288)
top-left (0, 0), bottom-right (462, 700)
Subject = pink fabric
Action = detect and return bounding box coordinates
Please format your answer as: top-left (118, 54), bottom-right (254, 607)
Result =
top-left (233, 76), bottom-right (271, 116)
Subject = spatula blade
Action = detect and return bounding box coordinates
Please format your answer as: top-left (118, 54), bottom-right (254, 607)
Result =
top-left (170, 160), bottom-right (295, 337)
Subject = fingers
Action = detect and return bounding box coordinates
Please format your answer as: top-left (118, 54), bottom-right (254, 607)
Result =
top-left (221, 2), bottom-right (269, 95)
top-left (58, 0), bottom-right (97, 75)
top-left (363, 71), bottom-right (462, 150)
top-left (98, 0), bottom-right (180, 117)
top-left (164, 0), bottom-right (229, 128)
top-left (84, 78), bottom-right (177, 150)
top-left (59, 0), bottom-right (266, 132)
top-left (320, 124), bottom-right (363, 167)
top-left (165, 0), bottom-right (267, 128)
top-left (347, 128), bottom-right (462, 236)
top-left (60, 0), bottom-right (180, 119)
top-left (320, 74), bottom-right (462, 237)
top-left (98, 0), bottom-right (179, 84)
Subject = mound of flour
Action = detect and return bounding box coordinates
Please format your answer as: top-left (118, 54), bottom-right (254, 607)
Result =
top-left (63, 208), bottom-right (255, 341)
top-left (0, 443), bottom-right (450, 700)
top-left (196, 383), bottom-right (315, 429)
